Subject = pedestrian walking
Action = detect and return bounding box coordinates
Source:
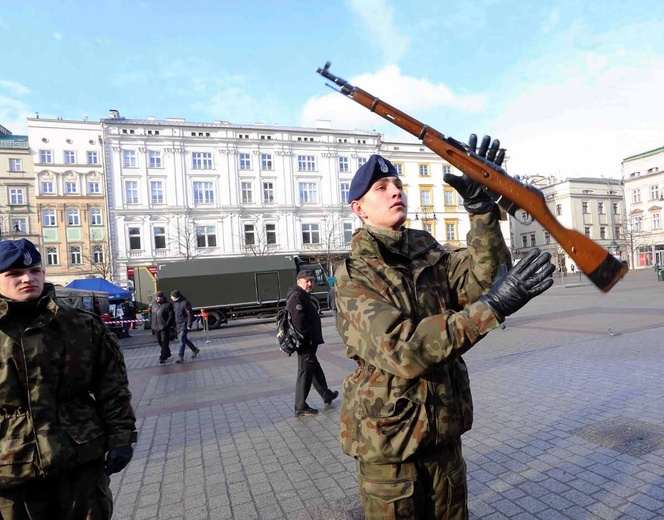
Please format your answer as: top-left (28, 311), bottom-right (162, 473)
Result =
top-left (121, 297), bottom-right (137, 338)
top-left (0, 238), bottom-right (137, 519)
top-left (170, 289), bottom-right (200, 363)
top-left (288, 270), bottom-right (338, 416)
top-left (151, 291), bottom-right (175, 364)
top-left (335, 146), bottom-right (555, 519)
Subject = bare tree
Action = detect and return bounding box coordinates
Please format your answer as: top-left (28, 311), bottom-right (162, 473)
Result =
top-left (170, 212), bottom-right (202, 261)
top-left (315, 214), bottom-right (351, 275)
top-left (73, 243), bottom-right (115, 280)
top-left (617, 212), bottom-right (649, 268)
top-left (239, 220), bottom-right (273, 256)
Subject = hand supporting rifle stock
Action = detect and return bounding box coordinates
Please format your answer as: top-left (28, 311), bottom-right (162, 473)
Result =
top-left (317, 61), bottom-right (628, 292)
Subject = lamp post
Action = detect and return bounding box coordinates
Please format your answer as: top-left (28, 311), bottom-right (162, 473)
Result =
top-left (601, 176), bottom-right (619, 258)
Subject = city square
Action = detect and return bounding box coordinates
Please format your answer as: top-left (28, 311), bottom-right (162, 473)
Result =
top-left (111, 268), bottom-right (664, 520)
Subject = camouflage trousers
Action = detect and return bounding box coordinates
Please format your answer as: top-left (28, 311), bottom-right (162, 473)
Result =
top-left (357, 439), bottom-right (468, 520)
top-left (0, 460), bottom-right (113, 520)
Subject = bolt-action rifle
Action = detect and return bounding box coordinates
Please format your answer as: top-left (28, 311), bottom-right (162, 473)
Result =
top-left (316, 61), bottom-right (628, 293)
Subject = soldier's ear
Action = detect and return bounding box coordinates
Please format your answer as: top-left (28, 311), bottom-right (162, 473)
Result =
top-left (350, 200), bottom-right (367, 220)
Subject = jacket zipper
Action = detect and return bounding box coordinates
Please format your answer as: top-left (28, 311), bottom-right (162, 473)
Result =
top-left (20, 327), bottom-right (45, 477)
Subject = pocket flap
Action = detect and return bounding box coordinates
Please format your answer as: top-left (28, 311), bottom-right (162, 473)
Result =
top-left (362, 479), bottom-right (414, 504)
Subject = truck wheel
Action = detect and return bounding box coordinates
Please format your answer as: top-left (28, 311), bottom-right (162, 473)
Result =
top-left (206, 310), bottom-right (227, 330)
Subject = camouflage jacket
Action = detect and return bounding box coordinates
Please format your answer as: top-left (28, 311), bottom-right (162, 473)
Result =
top-left (0, 284), bottom-right (137, 489)
top-left (335, 212), bottom-right (511, 463)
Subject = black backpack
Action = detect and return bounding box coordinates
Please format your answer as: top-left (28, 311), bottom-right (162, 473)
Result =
top-left (276, 297), bottom-right (305, 356)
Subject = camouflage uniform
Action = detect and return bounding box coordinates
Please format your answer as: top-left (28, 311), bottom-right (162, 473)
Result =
top-left (0, 283), bottom-right (137, 519)
top-left (335, 213), bottom-right (510, 519)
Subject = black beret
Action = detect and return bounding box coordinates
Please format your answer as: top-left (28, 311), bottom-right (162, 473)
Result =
top-left (348, 154), bottom-right (399, 203)
top-left (0, 238), bottom-right (42, 273)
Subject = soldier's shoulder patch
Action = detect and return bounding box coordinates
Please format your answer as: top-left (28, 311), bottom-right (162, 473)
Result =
top-left (295, 304), bottom-right (303, 310)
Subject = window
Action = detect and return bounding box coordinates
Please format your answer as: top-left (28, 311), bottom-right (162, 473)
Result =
top-left (262, 182), bottom-right (275, 204)
top-left (41, 181), bottom-right (54, 194)
top-left (40, 150), bottom-right (53, 163)
top-left (149, 151), bottom-right (162, 168)
top-left (193, 181), bottom-right (214, 204)
top-left (653, 213), bottom-right (661, 230)
top-left (419, 164), bottom-right (430, 177)
top-left (11, 218), bottom-right (26, 233)
top-left (65, 181), bottom-right (78, 194)
top-left (358, 157), bottom-right (367, 167)
top-left (64, 151), bottom-right (76, 164)
top-left (339, 156), bottom-right (349, 172)
top-left (299, 182), bottom-right (318, 204)
top-left (615, 226), bottom-right (621, 239)
top-left (582, 201), bottom-right (589, 214)
top-left (196, 226), bottom-right (217, 248)
top-left (239, 153), bottom-right (251, 170)
top-left (43, 209), bottom-right (56, 227)
top-left (128, 228), bottom-right (141, 250)
top-left (632, 189), bottom-right (641, 203)
top-left (153, 226), bottom-right (166, 249)
top-left (343, 222), bottom-right (353, 243)
top-left (244, 224), bottom-right (255, 246)
top-left (446, 223), bottom-right (456, 241)
top-left (521, 235), bottom-right (528, 248)
top-left (340, 182), bottom-right (350, 204)
top-left (634, 215), bottom-right (643, 232)
top-left (88, 181), bottom-right (101, 194)
top-left (67, 209), bottom-right (80, 226)
top-left (651, 185), bottom-right (659, 200)
top-left (9, 158), bottom-right (22, 171)
top-left (600, 227), bottom-right (606, 239)
top-left (90, 209), bottom-right (103, 226)
top-left (87, 151), bottom-right (98, 165)
top-left (613, 202), bottom-right (619, 215)
top-left (241, 181), bottom-right (253, 204)
top-left (393, 163), bottom-right (403, 175)
top-left (302, 223), bottom-right (320, 244)
top-left (444, 190), bottom-right (455, 207)
top-left (192, 152), bottom-right (213, 169)
top-left (443, 165), bottom-right (451, 175)
top-left (265, 223), bottom-right (277, 245)
top-left (598, 202), bottom-right (605, 214)
top-left (297, 155), bottom-right (316, 171)
top-left (46, 247), bottom-right (59, 265)
top-left (261, 153), bottom-right (273, 170)
top-left (584, 226), bottom-right (591, 238)
top-left (423, 221), bottom-right (433, 234)
top-left (69, 246), bottom-right (82, 265)
top-left (555, 204), bottom-right (562, 216)
top-left (420, 189), bottom-right (432, 207)
top-left (9, 188), bottom-right (25, 205)
top-left (544, 232), bottom-right (551, 244)
top-left (150, 181), bottom-right (164, 204)
top-left (125, 181), bottom-right (139, 204)
top-left (530, 234), bottom-right (536, 247)
top-left (92, 245), bottom-right (104, 264)
top-left (123, 150), bottom-right (137, 168)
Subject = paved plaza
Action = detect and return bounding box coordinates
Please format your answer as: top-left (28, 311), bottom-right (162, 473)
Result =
top-left (111, 268), bottom-right (664, 520)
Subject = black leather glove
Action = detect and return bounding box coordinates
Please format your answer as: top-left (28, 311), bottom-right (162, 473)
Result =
top-left (480, 248), bottom-right (555, 322)
top-left (444, 134), bottom-right (506, 215)
top-left (105, 445), bottom-right (134, 475)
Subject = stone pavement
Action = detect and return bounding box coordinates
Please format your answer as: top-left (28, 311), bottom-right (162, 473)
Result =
top-left (111, 268), bottom-right (664, 519)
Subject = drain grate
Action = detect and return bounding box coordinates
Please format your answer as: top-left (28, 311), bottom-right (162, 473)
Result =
top-left (576, 417), bottom-right (664, 456)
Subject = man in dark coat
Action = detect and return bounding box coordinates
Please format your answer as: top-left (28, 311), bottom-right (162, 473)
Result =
top-left (151, 291), bottom-right (175, 364)
top-left (170, 289), bottom-right (200, 363)
top-left (0, 238), bottom-right (137, 519)
top-left (287, 270), bottom-right (338, 416)
top-left (121, 297), bottom-right (137, 338)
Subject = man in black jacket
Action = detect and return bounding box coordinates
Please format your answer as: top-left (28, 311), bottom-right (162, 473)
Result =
top-left (287, 270), bottom-right (338, 417)
top-left (151, 291), bottom-right (175, 364)
top-left (170, 290), bottom-right (200, 363)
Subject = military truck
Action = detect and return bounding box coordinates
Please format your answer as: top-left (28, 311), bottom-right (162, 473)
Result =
top-left (133, 255), bottom-right (330, 329)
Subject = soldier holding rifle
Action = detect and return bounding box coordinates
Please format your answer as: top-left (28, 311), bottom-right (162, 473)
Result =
top-left (335, 146), bottom-right (555, 519)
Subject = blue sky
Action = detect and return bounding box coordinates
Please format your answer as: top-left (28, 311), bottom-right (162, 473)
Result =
top-left (2, 0), bottom-right (663, 177)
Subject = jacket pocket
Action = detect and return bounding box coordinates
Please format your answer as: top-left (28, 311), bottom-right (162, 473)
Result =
top-left (362, 478), bottom-right (414, 504)
top-left (59, 404), bottom-right (105, 464)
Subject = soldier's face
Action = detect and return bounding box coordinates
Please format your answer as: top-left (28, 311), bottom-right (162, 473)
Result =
top-left (351, 177), bottom-right (407, 231)
top-left (0, 266), bottom-right (45, 302)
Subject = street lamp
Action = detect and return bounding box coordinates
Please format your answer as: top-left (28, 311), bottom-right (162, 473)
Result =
top-left (601, 176), bottom-right (619, 257)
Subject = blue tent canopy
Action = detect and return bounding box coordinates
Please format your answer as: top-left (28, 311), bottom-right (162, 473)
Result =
top-left (66, 278), bottom-right (132, 301)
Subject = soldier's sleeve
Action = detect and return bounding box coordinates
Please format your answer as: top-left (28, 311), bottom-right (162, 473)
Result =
top-left (91, 318), bottom-right (137, 449)
top-left (335, 261), bottom-right (501, 379)
top-left (445, 211), bottom-right (512, 307)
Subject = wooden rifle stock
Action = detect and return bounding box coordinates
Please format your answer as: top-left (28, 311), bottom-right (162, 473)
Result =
top-left (317, 62), bottom-right (628, 292)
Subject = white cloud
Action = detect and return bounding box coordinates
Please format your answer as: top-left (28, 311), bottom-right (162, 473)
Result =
top-left (493, 51), bottom-right (664, 178)
top-left (301, 65), bottom-right (485, 130)
top-left (0, 80), bottom-right (30, 96)
top-left (53, 32), bottom-right (62, 41)
top-left (0, 95), bottom-right (31, 134)
top-left (345, 0), bottom-right (408, 64)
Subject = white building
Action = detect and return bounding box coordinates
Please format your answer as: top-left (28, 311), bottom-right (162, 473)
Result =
top-left (510, 177), bottom-right (624, 270)
top-left (621, 146), bottom-right (664, 267)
